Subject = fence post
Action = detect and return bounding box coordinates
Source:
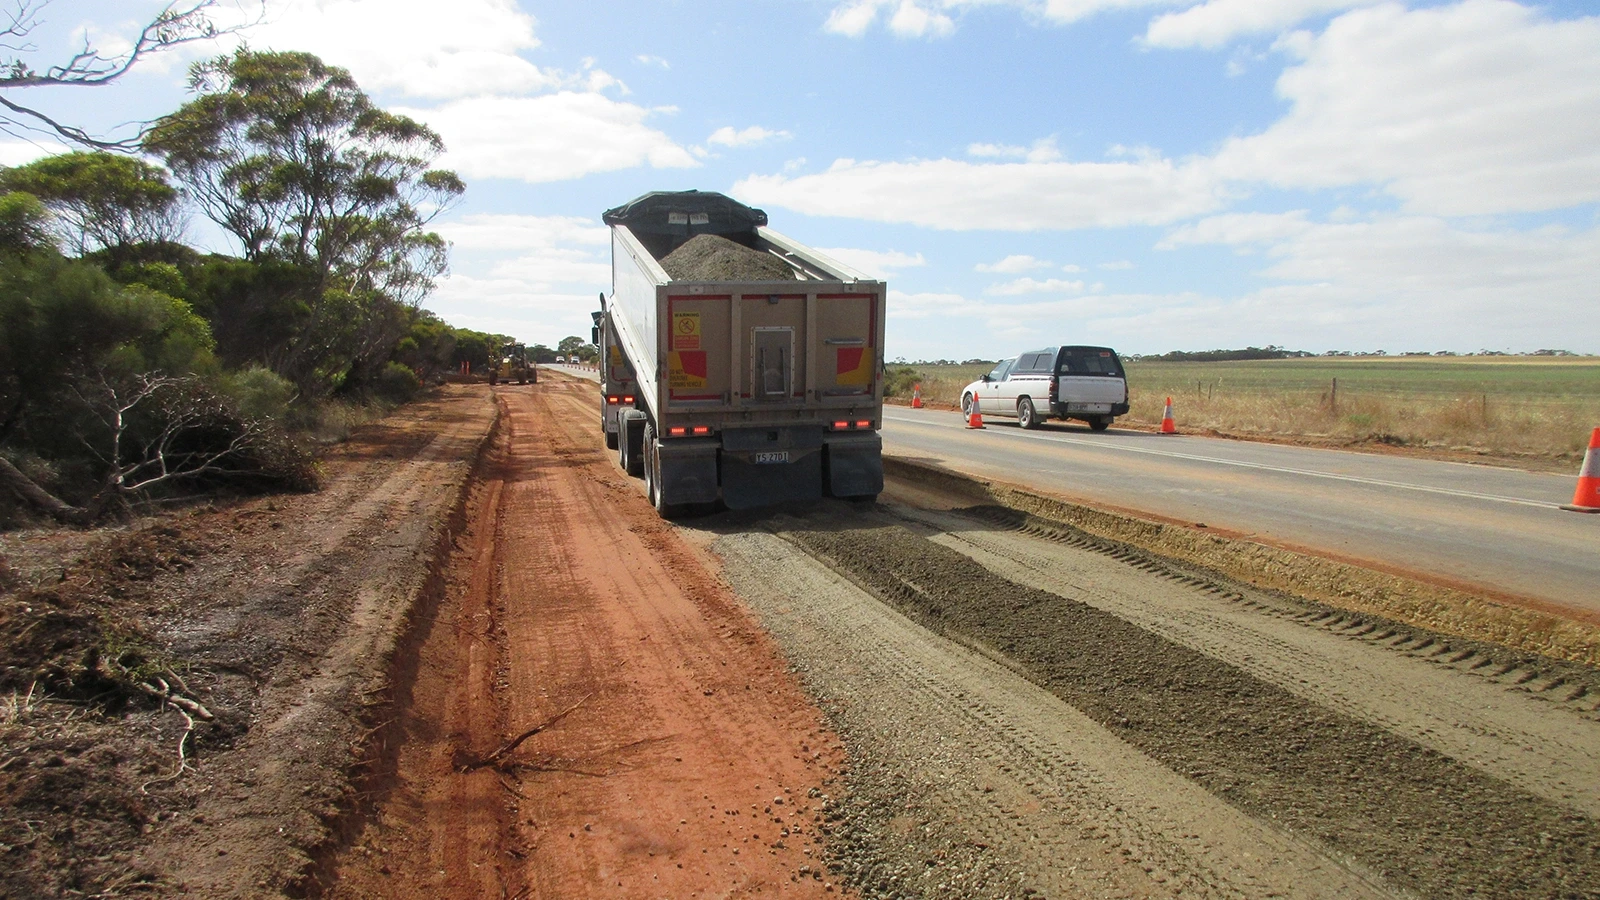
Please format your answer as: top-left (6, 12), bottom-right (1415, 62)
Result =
top-left (1331, 377), bottom-right (1338, 414)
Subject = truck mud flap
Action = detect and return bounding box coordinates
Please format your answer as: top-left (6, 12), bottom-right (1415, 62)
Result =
top-left (721, 449), bottom-right (823, 510)
top-left (823, 432), bottom-right (883, 498)
top-left (658, 439), bottom-right (720, 506)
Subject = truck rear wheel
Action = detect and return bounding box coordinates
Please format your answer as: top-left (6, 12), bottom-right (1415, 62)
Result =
top-left (619, 410), bottom-right (645, 477)
top-left (605, 428), bottom-right (618, 451)
top-left (643, 423), bottom-right (681, 518)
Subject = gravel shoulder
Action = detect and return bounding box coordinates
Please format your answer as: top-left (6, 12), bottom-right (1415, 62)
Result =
top-left (701, 491), bottom-right (1600, 899)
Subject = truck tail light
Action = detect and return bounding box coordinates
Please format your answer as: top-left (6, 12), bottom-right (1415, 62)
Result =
top-left (691, 425), bottom-right (711, 436)
top-left (665, 425), bottom-right (713, 437)
top-left (1049, 376), bottom-right (1059, 404)
top-left (606, 395), bottom-right (619, 405)
top-left (623, 395), bottom-right (635, 404)
top-left (830, 420), bottom-right (874, 431)
top-left (668, 426), bottom-right (686, 436)
top-left (855, 419), bottom-right (872, 429)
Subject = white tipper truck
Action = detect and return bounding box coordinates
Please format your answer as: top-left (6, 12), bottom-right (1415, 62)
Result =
top-left (593, 190), bottom-right (886, 516)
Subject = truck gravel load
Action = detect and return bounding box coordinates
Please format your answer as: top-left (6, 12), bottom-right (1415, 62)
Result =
top-left (593, 190), bottom-right (886, 516)
top-left (659, 234), bottom-right (797, 282)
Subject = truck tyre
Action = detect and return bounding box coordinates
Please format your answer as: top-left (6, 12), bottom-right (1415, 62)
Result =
top-left (620, 410), bottom-right (645, 477)
top-left (1089, 416), bottom-right (1112, 431)
top-left (643, 422), bottom-right (681, 518)
top-left (605, 428), bottom-right (618, 451)
top-left (1017, 397), bottom-right (1039, 429)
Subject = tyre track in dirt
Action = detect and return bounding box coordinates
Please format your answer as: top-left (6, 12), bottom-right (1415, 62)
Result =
top-left (753, 509), bottom-right (1599, 898)
top-left (150, 388), bottom-right (496, 898)
top-left (888, 504), bottom-right (1600, 819)
top-left (328, 377), bottom-right (849, 899)
top-left (709, 526), bottom-right (1397, 900)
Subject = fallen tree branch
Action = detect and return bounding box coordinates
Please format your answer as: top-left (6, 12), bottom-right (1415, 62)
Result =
top-left (456, 694), bottom-right (590, 773)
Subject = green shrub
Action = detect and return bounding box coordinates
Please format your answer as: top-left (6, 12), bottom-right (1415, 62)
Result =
top-left (224, 365), bottom-right (296, 422)
top-left (373, 361), bottom-right (421, 405)
top-left (883, 365), bottom-right (922, 397)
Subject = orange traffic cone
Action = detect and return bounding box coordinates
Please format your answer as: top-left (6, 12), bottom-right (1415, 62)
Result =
top-left (966, 394), bottom-right (985, 429)
top-left (1159, 396), bottom-right (1177, 434)
top-left (1562, 427), bottom-right (1600, 513)
top-left (911, 383), bottom-right (923, 409)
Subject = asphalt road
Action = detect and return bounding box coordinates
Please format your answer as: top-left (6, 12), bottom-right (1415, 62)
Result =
top-left (881, 406), bottom-right (1598, 616)
top-left (545, 367), bottom-right (1595, 615)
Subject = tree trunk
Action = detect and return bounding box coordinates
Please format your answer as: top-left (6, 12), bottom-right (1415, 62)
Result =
top-left (0, 454), bottom-right (89, 525)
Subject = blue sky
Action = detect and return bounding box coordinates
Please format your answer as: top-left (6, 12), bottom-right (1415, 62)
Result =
top-left (4, 0), bottom-right (1598, 359)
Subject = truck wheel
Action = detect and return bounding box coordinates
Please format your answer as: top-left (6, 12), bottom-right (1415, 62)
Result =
top-left (643, 423), bottom-right (680, 518)
top-left (1090, 416), bottom-right (1112, 431)
top-left (605, 428), bottom-right (618, 451)
top-left (620, 410), bottom-right (645, 477)
top-left (1018, 397), bottom-right (1039, 429)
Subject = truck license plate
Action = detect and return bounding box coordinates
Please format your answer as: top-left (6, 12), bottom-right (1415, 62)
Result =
top-left (754, 451), bottom-right (790, 464)
top-left (1066, 402), bottom-right (1111, 413)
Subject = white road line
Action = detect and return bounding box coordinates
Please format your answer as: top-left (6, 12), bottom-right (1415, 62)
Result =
top-left (882, 411), bottom-right (1559, 510)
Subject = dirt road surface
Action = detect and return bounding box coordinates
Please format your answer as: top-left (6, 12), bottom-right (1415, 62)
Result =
top-left (6, 372), bottom-right (1598, 899)
top-left (327, 378), bottom-right (846, 898)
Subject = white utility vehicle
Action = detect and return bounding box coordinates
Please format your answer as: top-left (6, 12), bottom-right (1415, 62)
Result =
top-left (961, 345), bottom-right (1129, 430)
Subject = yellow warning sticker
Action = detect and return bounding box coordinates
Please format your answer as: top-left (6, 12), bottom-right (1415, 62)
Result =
top-left (673, 311), bottom-right (701, 350)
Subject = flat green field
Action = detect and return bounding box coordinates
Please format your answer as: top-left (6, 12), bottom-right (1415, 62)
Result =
top-left (887, 357), bottom-right (1600, 463)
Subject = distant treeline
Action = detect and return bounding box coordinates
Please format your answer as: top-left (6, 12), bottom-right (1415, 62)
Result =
top-left (1131, 346), bottom-right (1315, 362)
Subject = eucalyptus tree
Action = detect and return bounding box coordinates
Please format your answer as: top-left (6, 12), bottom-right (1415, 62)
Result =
top-left (145, 49), bottom-right (465, 397)
top-left (1, 151), bottom-right (184, 260)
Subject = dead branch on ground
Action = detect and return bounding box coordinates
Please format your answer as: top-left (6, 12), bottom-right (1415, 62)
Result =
top-left (455, 694), bottom-right (590, 773)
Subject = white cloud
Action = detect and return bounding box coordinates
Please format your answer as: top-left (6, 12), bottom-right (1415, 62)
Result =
top-left (0, 140), bottom-right (64, 166)
top-left (1158, 211), bottom-right (1313, 249)
top-left (825, 0), bottom-right (955, 38)
top-left (1062, 263), bottom-right (1085, 272)
top-left (812, 247), bottom-right (927, 278)
top-left (986, 276), bottom-right (1087, 295)
top-left (707, 125), bottom-right (792, 148)
top-left (1155, 212), bottom-right (1600, 349)
top-left (427, 212), bottom-right (614, 345)
top-left (635, 54), bottom-right (670, 68)
top-left (735, 156), bottom-right (1223, 230)
top-left (1099, 260), bottom-right (1135, 270)
top-left (1144, 0), bottom-right (1378, 49)
top-left (220, 0), bottom-right (550, 99)
top-left (976, 254), bottom-right (1053, 273)
top-left (887, 290), bottom-right (973, 320)
top-left (1212, 1), bottom-right (1600, 216)
top-left (436, 214), bottom-right (609, 252)
top-left (967, 137), bottom-right (1062, 163)
top-left (398, 93), bottom-right (698, 182)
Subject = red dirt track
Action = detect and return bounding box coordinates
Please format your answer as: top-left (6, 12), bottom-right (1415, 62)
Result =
top-left (329, 378), bottom-right (847, 898)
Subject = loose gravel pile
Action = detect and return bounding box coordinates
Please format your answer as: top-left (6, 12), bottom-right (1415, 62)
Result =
top-left (659, 234), bottom-right (796, 282)
top-left (788, 520), bottom-right (1600, 900)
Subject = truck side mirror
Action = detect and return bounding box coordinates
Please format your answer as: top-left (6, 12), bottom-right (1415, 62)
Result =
top-left (592, 326), bottom-right (600, 344)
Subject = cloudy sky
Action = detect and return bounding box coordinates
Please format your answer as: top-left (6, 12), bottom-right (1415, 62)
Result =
top-left (5, 0), bottom-right (1597, 358)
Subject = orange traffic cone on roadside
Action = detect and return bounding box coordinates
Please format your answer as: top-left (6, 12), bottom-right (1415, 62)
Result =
top-left (1159, 396), bottom-right (1177, 434)
top-left (911, 383), bottom-right (923, 409)
top-left (966, 394), bottom-right (985, 429)
top-left (1562, 427), bottom-right (1600, 513)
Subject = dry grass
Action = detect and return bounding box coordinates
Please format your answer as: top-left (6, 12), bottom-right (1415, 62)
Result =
top-left (888, 357), bottom-right (1600, 464)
